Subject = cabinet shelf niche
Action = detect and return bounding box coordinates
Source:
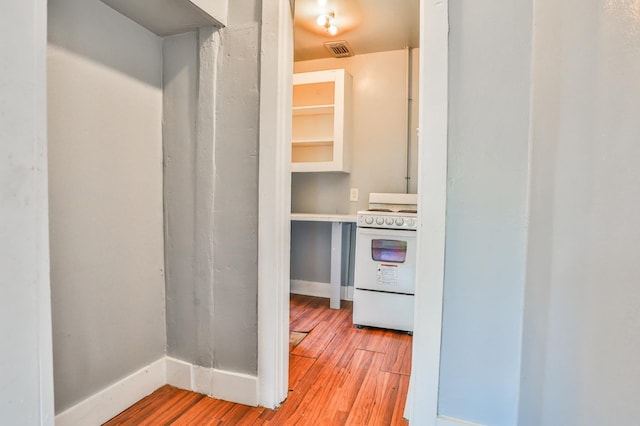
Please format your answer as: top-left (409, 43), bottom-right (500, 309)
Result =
top-left (291, 69), bottom-right (352, 173)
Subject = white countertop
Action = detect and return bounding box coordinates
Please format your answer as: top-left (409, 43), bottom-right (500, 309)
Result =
top-left (290, 213), bottom-right (357, 223)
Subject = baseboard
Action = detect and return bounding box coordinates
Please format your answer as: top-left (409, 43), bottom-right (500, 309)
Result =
top-left (56, 357), bottom-right (259, 425)
top-left (55, 358), bottom-right (166, 426)
top-left (437, 415), bottom-right (486, 426)
top-left (167, 357), bottom-right (258, 407)
top-left (290, 279), bottom-right (353, 301)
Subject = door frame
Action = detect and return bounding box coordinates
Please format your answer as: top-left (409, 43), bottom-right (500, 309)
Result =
top-left (257, 0), bottom-right (294, 410)
top-left (257, 1), bottom-right (449, 423)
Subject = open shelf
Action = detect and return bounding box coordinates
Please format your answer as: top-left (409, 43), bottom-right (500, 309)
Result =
top-left (291, 69), bottom-right (352, 173)
top-left (292, 138), bottom-right (334, 146)
top-left (293, 105), bottom-right (335, 116)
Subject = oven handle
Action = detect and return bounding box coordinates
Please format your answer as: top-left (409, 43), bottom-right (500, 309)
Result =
top-left (357, 227), bottom-right (417, 238)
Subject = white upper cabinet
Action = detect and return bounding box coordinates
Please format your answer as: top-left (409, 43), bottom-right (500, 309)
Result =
top-left (292, 69), bottom-right (353, 173)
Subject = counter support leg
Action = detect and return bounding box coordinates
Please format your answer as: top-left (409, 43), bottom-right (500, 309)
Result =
top-left (330, 222), bottom-right (342, 309)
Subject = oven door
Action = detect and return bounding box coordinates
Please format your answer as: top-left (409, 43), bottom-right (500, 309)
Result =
top-left (354, 227), bottom-right (416, 295)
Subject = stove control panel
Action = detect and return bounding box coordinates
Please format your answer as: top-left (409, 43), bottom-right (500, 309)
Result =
top-left (357, 212), bottom-right (418, 230)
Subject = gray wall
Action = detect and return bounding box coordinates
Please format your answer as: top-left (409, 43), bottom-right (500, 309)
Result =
top-left (48, 0), bottom-right (166, 412)
top-left (439, 1), bottom-right (532, 424)
top-left (291, 50), bottom-right (418, 286)
top-left (211, 15), bottom-right (260, 373)
top-left (163, 30), bottom-right (205, 365)
top-left (164, 1), bottom-right (261, 375)
top-left (519, 0), bottom-right (640, 424)
top-left (0, 1), bottom-right (55, 424)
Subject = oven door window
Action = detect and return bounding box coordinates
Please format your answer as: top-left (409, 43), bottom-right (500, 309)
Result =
top-left (371, 239), bottom-right (408, 263)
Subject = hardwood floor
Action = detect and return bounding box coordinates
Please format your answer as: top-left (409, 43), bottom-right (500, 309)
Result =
top-left (104, 294), bottom-right (411, 425)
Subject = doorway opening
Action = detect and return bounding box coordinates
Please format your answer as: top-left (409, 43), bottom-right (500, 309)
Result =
top-left (288, 0), bottom-right (420, 414)
top-left (258, 0), bottom-right (448, 424)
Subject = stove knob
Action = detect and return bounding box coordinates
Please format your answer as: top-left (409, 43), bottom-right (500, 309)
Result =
top-left (395, 218), bottom-right (405, 226)
top-left (376, 217), bottom-right (384, 225)
top-left (385, 217), bottom-right (394, 225)
top-left (365, 216), bottom-right (374, 225)
top-left (407, 218), bottom-right (416, 227)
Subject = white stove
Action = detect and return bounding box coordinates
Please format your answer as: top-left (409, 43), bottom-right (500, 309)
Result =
top-left (353, 193), bottom-right (418, 333)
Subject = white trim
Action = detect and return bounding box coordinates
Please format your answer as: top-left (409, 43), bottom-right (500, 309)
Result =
top-left (55, 357), bottom-right (260, 425)
top-left (437, 415), bottom-right (486, 426)
top-left (55, 358), bottom-right (166, 426)
top-left (191, 367), bottom-right (258, 407)
top-left (165, 356), bottom-right (192, 390)
top-left (209, 369), bottom-right (258, 406)
top-left (345, 285), bottom-right (354, 301)
top-left (290, 279), bottom-right (354, 301)
top-left (406, 0), bottom-right (449, 424)
top-left (165, 357), bottom-right (258, 406)
top-left (330, 221), bottom-right (343, 309)
top-left (257, 0), bottom-right (293, 410)
top-left (37, 0), bottom-right (56, 420)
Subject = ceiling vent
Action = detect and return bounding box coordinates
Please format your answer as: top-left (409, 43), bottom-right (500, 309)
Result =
top-left (324, 41), bottom-right (354, 58)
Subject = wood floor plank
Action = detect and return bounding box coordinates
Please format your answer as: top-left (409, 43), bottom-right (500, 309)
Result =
top-left (234, 406), bottom-right (273, 426)
top-left (319, 325), bottom-right (368, 369)
top-left (291, 320), bottom-right (337, 358)
top-left (276, 360), bottom-right (347, 426)
top-left (267, 358), bottom-right (341, 424)
top-left (216, 404), bottom-right (254, 424)
top-left (289, 294), bottom-right (315, 323)
top-left (288, 353), bottom-right (316, 390)
top-left (344, 352), bottom-right (387, 426)
top-left (358, 328), bottom-right (394, 353)
top-left (312, 349), bottom-right (381, 425)
top-left (329, 349), bottom-right (376, 417)
top-left (104, 385), bottom-right (200, 425)
top-left (367, 372), bottom-right (403, 426)
top-left (390, 374), bottom-right (411, 425)
top-left (136, 390), bottom-right (204, 426)
top-left (381, 332), bottom-right (413, 375)
top-left (290, 296), bottom-right (329, 332)
top-left (170, 396), bottom-right (236, 425)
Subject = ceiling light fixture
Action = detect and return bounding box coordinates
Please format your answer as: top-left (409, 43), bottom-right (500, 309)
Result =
top-left (316, 11), bottom-right (338, 36)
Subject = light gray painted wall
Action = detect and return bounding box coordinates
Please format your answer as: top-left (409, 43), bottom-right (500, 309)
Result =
top-left (0, 1), bottom-right (55, 424)
top-left (520, 1), bottom-right (640, 424)
top-left (291, 50), bottom-right (417, 286)
top-left (48, 0), bottom-right (166, 412)
top-left (211, 19), bottom-right (261, 374)
top-left (164, 1), bottom-right (261, 375)
top-left (439, 1), bottom-right (532, 424)
top-left (163, 30), bottom-right (204, 365)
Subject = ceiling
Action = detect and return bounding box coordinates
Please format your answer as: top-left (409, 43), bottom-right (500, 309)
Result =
top-left (293, 0), bottom-right (420, 62)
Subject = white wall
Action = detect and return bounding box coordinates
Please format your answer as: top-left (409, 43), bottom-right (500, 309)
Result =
top-left (520, 0), bottom-right (640, 424)
top-left (0, 1), bottom-right (55, 424)
top-left (48, 0), bottom-right (166, 412)
top-left (291, 50), bottom-right (417, 286)
top-left (439, 1), bottom-right (532, 424)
